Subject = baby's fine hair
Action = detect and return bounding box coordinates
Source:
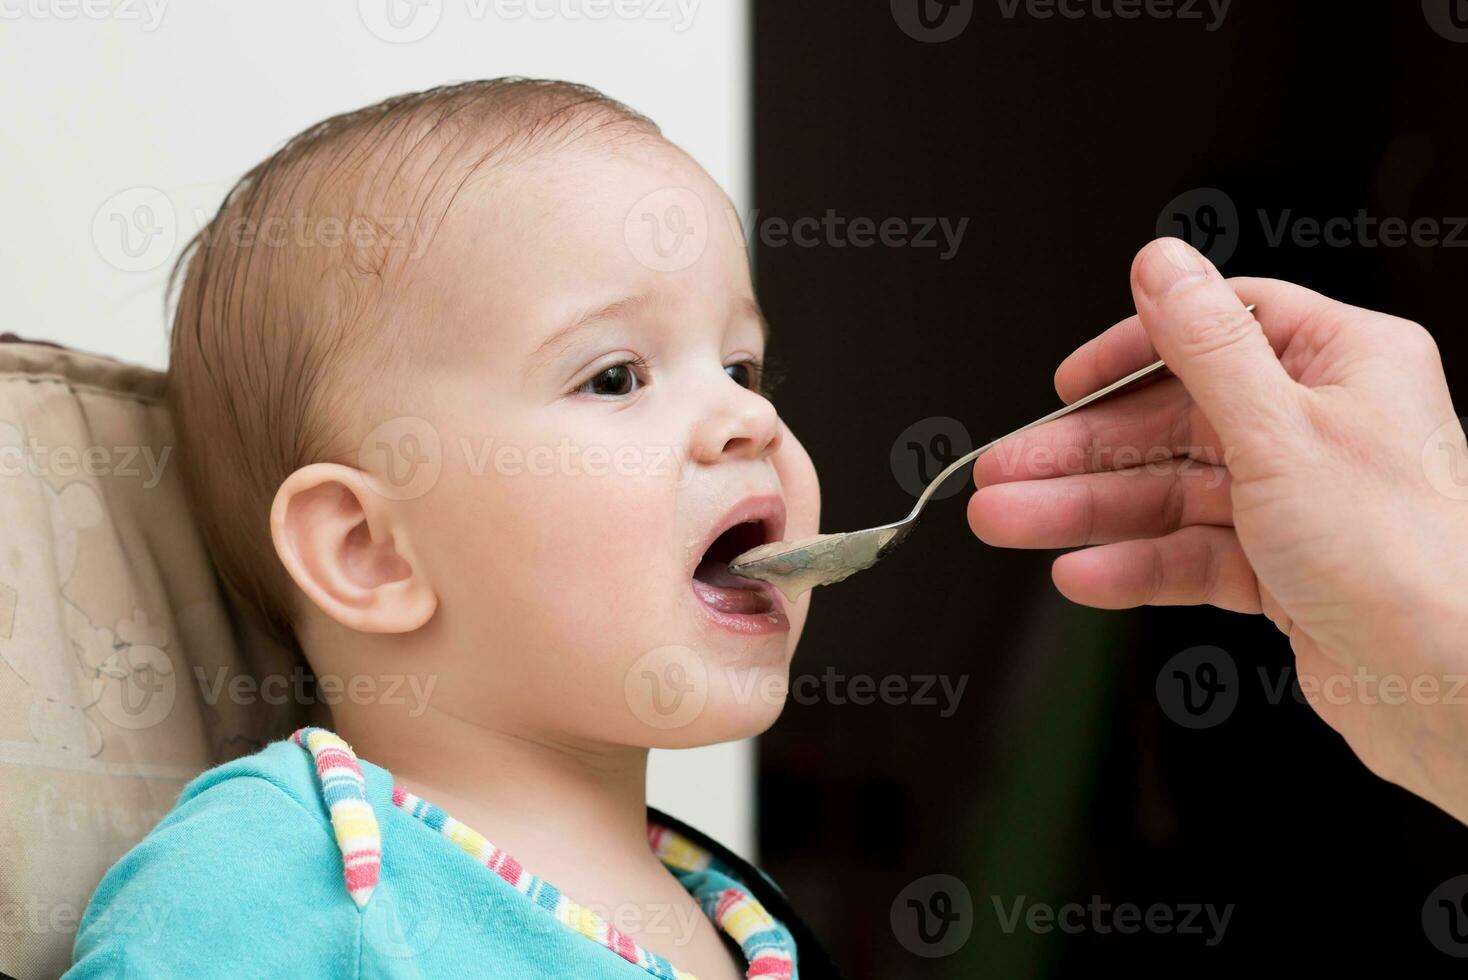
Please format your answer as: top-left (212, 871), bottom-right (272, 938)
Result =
top-left (166, 78), bottom-right (659, 653)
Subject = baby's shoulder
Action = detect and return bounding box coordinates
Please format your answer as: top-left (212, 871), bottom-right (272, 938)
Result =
top-left (68, 736), bottom-right (369, 977)
top-left (170, 734), bottom-right (331, 828)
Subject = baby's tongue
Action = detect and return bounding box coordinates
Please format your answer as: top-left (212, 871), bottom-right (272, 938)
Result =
top-left (693, 558), bottom-right (774, 614)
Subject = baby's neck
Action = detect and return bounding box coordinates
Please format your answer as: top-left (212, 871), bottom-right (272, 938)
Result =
top-left (335, 705), bottom-right (745, 978)
top-left (337, 707), bottom-right (667, 884)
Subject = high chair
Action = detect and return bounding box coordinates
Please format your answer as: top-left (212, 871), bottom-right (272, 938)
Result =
top-left (0, 335), bottom-right (324, 979)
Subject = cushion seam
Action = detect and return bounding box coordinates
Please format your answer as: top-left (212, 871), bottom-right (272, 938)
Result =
top-left (0, 370), bottom-right (166, 406)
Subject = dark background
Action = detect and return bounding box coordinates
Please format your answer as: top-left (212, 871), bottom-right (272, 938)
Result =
top-left (751, 1), bottom-right (1468, 976)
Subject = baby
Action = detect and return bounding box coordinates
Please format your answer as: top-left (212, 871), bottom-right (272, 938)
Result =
top-left (66, 79), bottom-right (834, 979)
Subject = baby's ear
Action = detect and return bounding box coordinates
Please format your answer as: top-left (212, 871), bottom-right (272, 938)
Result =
top-left (269, 463), bottom-right (436, 634)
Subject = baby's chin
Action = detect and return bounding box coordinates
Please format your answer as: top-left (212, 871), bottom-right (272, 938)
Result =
top-left (617, 641), bottom-right (795, 749)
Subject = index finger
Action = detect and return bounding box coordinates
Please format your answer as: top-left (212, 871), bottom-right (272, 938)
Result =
top-left (1053, 276), bottom-right (1337, 404)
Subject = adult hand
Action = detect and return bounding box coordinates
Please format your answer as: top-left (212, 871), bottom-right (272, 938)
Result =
top-left (968, 237), bottom-right (1468, 823)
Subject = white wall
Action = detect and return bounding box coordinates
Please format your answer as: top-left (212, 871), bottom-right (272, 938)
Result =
top-left (0, 0), bottom-right (754, 857)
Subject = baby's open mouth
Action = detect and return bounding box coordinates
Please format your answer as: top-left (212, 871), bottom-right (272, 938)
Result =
top-left (692, 519), bottom-right (778, 615)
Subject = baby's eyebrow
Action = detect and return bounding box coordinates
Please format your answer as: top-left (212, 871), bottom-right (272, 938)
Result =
top-left (530, 292), bottom-right (772, 365)
top-left (743, 297), bottom-right (772, 344)
top-left (530, 293), bottom-right (656, 364)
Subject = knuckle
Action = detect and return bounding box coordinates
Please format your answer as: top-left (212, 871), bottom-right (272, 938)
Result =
top-left (1160, 470), bottom-right (1189, 532)
top-left (1172, 307), bottom-right (1262, 361)
top-left (1396, 317), bottom-right (1442, 361)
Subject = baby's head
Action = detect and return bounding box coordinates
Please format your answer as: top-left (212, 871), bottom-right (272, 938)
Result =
top-left (168, 79), bottom-right (819, 749)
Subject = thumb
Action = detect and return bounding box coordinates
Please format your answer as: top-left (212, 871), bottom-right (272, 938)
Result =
top-left (1131, 238), bottom-right (1299, 459)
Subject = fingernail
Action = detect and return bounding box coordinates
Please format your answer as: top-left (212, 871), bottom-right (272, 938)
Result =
top-left (1138, 238), bottom-right (1211, 297)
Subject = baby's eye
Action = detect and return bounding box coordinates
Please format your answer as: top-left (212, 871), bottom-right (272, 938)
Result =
top-left (578, 362), bottom-right (641, 397)
top-left (725, 361), bottom-right (757, 390)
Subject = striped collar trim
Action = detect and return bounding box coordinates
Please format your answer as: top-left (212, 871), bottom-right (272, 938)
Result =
top-left (291, 726), bottom-right (796, 979)
top-left (291, 727), bottom-right (380, 909)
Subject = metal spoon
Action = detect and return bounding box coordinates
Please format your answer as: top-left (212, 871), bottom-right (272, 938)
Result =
top-left (728, 305), bottom-right (1256, 600)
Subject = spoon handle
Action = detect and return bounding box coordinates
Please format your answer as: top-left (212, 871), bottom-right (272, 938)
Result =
top-left (904, 303), bottom-right (1256, 521)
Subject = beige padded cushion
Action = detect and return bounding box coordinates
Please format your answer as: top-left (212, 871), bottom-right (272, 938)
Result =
top-left (0, 338), bottom-right (319, 979)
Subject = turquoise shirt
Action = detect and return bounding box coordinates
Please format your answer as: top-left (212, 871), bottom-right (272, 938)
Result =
top-left (65, 733), bottom-right (817, 979)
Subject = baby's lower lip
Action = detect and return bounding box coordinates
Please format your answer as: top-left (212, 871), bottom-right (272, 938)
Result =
top-left (691, 560), bottom-right (789, 634)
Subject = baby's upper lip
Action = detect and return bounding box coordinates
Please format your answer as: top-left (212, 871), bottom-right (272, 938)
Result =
top-left (691, 493), bottom-right (787, 574)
